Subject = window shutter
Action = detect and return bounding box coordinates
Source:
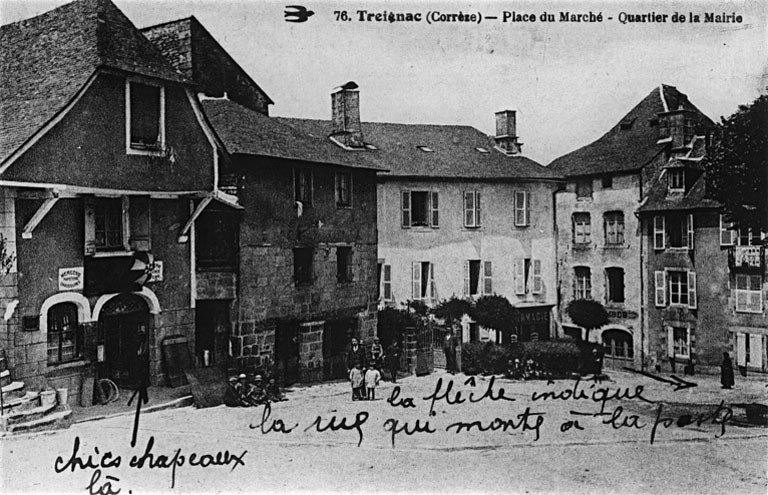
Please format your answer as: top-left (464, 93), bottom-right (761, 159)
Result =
top-left (412, 262), bottom-right (421, 300)
top-left (515, 259), bottom-right (526, 295)
top-left (687, 214), bottom-right (694, 250)
top-left (748, 334), bottom-right (762, 367)
top-left (402, 191), bottom-right (411, 228)
top-left (525, 191), bottom-right (530, 226)
top-left (687, 271), bottom-right (697, 309)
top-left (476, 192), bottom-right (481, 227)
top-left (720, 215), bottom-right (733, 246)
top-left (532, 260), bottom-right (542, 294)
top-left (121, 196), bottom-right (130, 251)
top-left (654, 271), bottom-right (666, 307)
top-left (463, 260), bottom-right (470, 297)
top-left (430, 192), bottom-right (439, 228)
top-left (667, 326), bottom-right (674, 358)
top-left (483, 261), bottom-right (493, 295)
top-left (129, 196), bottom-right (151, 251)
top-left (736, 333), bottom-right (746, 366)
top-left (84, 197), bottom-right (96, 256)
top-left (653, 216), bottom-right (665, 250)
top-left (383, 264), bottom-right (392, 300)
top-left (428, 263), bottom-right (436, 300)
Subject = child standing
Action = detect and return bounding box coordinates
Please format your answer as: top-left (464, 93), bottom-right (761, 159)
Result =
top-left (365, 365), bottom-right (381, 401)
top-left (349, 364), bottom-right (364, 401)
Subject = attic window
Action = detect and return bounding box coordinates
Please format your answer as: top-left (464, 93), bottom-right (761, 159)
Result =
top-left (476, 147), bottom-right (490, 153)
top-left (365, 144), bottom-right (378, 150)
top-left (417, 146), bottom-right (434, 153)
top-left (668, 168), bottom-right (685, 192)
top-left (620, 118), bottom-right (636, 130)
top-left (126, 80), bottom-right (165, 155)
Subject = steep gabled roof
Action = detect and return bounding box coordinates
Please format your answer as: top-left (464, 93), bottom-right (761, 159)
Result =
top-left (0, 0), bottom-right (186, 164)
top-left (201, 98), bottom-right (385, 170)
top-left (276, 118), bottom-right (561, 180)
top-left (549, 85), bottom-right (711, 177)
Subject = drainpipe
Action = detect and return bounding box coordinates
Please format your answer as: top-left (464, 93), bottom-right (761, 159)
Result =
top-left (636, 170), bottom-right (645, 371)
top-left (552, 183), bottom-right (565, 339)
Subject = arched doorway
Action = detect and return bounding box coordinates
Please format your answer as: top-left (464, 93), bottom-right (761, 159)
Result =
top-left (100, 293), bottom-right (150, 388)
top-left (601, 328), bottom-right (634, 368)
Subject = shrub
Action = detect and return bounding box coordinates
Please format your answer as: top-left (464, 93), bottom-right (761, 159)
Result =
top-left (461, 341), bottom-right (511, 375)
top-left (377, 307), bottom-right (417, 347)
top-left (509, 340), bottom-right (604, 377)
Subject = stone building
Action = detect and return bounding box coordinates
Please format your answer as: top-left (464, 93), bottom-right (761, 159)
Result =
top-left (550, 85), bottom-right (713, 370)
top-left (0, 0), bottom-right (233, 407)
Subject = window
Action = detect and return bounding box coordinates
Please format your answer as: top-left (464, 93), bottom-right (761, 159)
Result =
top-left (294, 169), bottom-right (313, 206)
top-left (660, 213), bottom-right (694, 250)
top-left (735, 274), bottom-right (763, 313)
top-left (47, 303), bottom-right (82, 365)
top-left (601, 176), bottom-right (613, 189)
top-left (602, 329), bottom-right (633, 358)
top-left (737, 228), bottom-right (763, 246)
top-left (381, 264), bottom-right (392, 301)
top-left (94, 198), bottom-right (125, 251)
top-left (514, 191), bottom-right (530, 227)
top-left (666, 270), bottom-right (697, 308)
top-left (672, 327), bottom-right (690, 358)
top-left (515, 259), bottom-right (529, 295)
top-left (576, 180), bottom-right (593, 199)
top-left (402, 191), bottom-right (438, 228)
top-left (606, 267), bottom-right (625, 303)
top-left (604, 211), bottom-right (625, 246)
top-left (463, 191), bottom-right (481, 228)
top-left (196, 210), bottom-right (238, 269)
top-left (668, 168), bottom-right (685, 192)
top-left (294, 248), bottom-right (313, 286)
top-left (653, 215), bottom-right (665, 250)
top-left (335, 172), bottom-right (352, 207)
top-left (336, 247), bottom-right (353, 283)
top-left (126, 81), bottom-right (164, 153)
top-left (412, 262), bottom-right (436, 301)
top-left (720, 215), bottom-right (737, 246)
top-left (531, 260), bottom-right (542, 295)
top-left (464, 260), bottom-right (492, 296)
top-left (573, 213), bottom-right (591, 245)
top-left (573, 266), bottom-right (592, 300)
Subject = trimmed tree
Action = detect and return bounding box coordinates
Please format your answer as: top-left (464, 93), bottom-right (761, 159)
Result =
top-left (432, 297), bottom-right (472, 326)
top-left (471, 295), bottom-right (515, 344)
top-left (703, 94), bottom-right (768, 233)
top-left (566, 299), bottom-right (609, 341)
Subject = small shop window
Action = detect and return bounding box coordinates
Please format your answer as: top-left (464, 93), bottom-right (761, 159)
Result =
top-left (337, 247), bottom-right (353, 283)
top-left (47, 303), bottom-right (82, 365)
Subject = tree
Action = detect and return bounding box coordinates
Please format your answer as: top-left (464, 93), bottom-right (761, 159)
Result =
top-left (566, 299), bottom-right (608, 341)
top-left (703, 94), bottom-right (768, 233)
top-left (432, 297), bottom-right (472, 325)
top-left (470, 295), bottom-right (515, 344)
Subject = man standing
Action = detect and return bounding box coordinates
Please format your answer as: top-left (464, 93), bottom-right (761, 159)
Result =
top-left (346, 337), bottom-right (367, 372)
top-left (444, 331), bottom-right (457, 374)
top-left (386, 339), bottom-right (401, 383)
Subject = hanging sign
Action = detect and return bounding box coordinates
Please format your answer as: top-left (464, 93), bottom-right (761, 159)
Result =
top-left (58, 267), bottom-right (84, 291)
top-left (150, 261), bottom-right (164, 283)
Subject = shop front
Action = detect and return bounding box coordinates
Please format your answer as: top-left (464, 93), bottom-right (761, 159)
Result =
top-left (512, 305), bottom-right (554, 342)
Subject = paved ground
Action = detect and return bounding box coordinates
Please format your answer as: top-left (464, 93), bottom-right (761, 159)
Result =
top-left (1, 369), bottom-right (766, 494)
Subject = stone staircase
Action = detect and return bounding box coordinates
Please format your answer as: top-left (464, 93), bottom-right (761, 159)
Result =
top-left (1, 375), bottom-right (73, 435)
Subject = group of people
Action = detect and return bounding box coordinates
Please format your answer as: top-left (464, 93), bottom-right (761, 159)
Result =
top-left (226, 373), bottom-right (287, 407)
top-left (347, 336), bottom-right (401, 401)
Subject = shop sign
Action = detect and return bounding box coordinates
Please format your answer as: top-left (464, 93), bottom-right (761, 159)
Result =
top-left (150, 261), bottom-right (164, 282)
top-left (512, 308), bottom-right (551, 324)
top-left (58, 267), bottom-right (84, 291)
top-left (607, 309), bottom-right (638, 320)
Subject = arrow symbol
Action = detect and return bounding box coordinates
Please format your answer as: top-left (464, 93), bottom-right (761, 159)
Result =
top-left (623, 367), bottom-right (697, 391)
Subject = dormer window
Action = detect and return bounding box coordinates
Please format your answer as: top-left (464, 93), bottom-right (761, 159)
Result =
top-left (668, 168), bottom-right (685, 192)
top-left (417, 146), bottom-right (433, 152)
top-left (476, 147), bottom-right (490, 153)
top-left (126, 80), bottom-right (165, 155)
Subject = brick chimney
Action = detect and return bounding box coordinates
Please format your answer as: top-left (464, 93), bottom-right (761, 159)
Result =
top-left (331, 82), bottom-right (364, 148)
top-left (494, 110), bottom-right (523, 154)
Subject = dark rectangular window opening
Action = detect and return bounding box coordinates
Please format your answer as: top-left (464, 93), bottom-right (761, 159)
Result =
top-left (294, 169), bottom-right (313, 206)
top-left (294, 247), bottom-right (314, 286)
top-left (196, 209), bottom-right (239, 270)
top-left (469, 260), bottom-right (481, 296)
top-left (337, 247), bottom-right (353, 283)
top-left (602, 176), bottom-right (613, 189)
top-left (606, 267), bottom-right (625, 303)
top-left (667, 214), bottom-right (686, 248)
top-left (335, 172), bottom-right (352, 207)
top-left (130, 82), bottom-right (161, 150)
top-left (411, 191), bottom-right (429, 227)
top-left (95, 198), bottom-right (124, 251)
top-left (576, 180), bottom-right (593, 199)
top-left (47, 303), bottom-right (82, 365)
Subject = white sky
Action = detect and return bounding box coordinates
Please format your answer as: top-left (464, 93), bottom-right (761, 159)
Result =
top-left (2, 0), bottom-right (766, 164)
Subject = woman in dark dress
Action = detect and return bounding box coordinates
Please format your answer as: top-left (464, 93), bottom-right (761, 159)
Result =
top-left (721, 352), bottom-right (734, 389)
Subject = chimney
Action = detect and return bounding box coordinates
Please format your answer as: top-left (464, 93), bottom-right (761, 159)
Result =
top-left (331, 82), bottom-right (364, 148)
top-left (494, 110), bottom-right (523, 154)
top-left (658, 107), bottom-right (695, 149)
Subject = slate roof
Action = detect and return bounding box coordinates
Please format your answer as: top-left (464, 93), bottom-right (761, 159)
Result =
top-left (638, 136), bottom-right (720, 213)
top-left (0, 0), bottom-right (187, 164)
top-left (276, 118), bottom-right (560, 180)
top-left (549, 85), bottom-right (712, 177)
top-left (201, 98), bottom-right (385, 171)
